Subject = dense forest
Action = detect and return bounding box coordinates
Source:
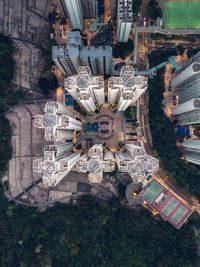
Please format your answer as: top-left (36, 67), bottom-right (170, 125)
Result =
top-left (0, 193), bottom-right (200, 267)
top-left (148, 63), bottom-right (200, 197)
top-left (0, 34), bottom-right (26, 112)
top-left (0, 34), bottom-right (16, 177)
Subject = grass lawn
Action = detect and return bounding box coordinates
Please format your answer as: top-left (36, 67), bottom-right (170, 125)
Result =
top-left (164, 1), bottom-right (200, 29)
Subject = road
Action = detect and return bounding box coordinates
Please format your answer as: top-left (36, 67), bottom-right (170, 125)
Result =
top-left (135, 13), bottom-right (200, 210)
top-left (137, 72), bottom-right (200, 211)
top-left (138, 89), bottom-right (200, 209)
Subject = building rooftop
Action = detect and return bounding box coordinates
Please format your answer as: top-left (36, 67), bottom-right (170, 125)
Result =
top-left (118, 0), bottom-right (132, 22)
top-left (140, 179), bottom-right (192, 229)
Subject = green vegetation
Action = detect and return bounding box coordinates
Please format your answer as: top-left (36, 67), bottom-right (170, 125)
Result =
top-left (113, 39), bottom-right (133, 59)
top-left (132, 0), bottom-right (142, 20)
top-left (0, 116), bottom-right (12, 177)
top-left (148, 48), bottom-right (178, 67)
top-left (1, 33), bottom-right (200, 267)
top-left (124, 106), bottom-right (137, 121)
top-left (0, 34), bottom-right (25, 112)
top-left (187, 48), bottom-right (200, 58)
top-left (0, 193), bottom-right (200, 267)
top-left (147, 0), bottom-right (162, 21)
top-left (0, 34), bottom-right (20, 177)
top-left (148, 70), bottom-right (200, 198)
top-left (164, 1), bottom-right (200, 29)
top-left (39, 39), bottom-right (58, 96)
top-left (150, 33), bottom-right (197, 43)
top-left (176, 45), bottom-right (184, 56)
top-left (38, 72), bottom-right (58, 96)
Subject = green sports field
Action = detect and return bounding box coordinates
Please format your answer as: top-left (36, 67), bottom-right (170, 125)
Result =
top-left (164, 1), bottom-right (200, 29)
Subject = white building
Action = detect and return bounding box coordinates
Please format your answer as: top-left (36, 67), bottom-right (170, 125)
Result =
top-left (117, 0), bottom-right (133, 42)
top-left (171, 54), bottom-right (200, 166)
top-left (52, 32), bottom-right (83, 76)
top-left (115, 144), bottom-right (159, 186)
top-left (172, 98), bottom-right (200, 125)
top-left (182, 139), bottom-right (200, 165)
top-left (62, 0), bottom-right (84, 30)
top-left (33, 143), bottom-right (81, 187)
top-left (52, 31), bottom-right (113, 77)
top-left (65, 31), bottom-right (83, 73)
top-left (171, 62), bottom-right (200, 89)
top-left (108, 66), bottom-right (148, 111)
top-left (80, 46), bottom-right (113, 76)
top-left (52, 46), bottom-right (72, 76)
top-left (75, 144), bottom-right (115, 183)
top-left (34, 101), bottom-right (81, 142)
top-left (65, 66), bottom-right (105, 113)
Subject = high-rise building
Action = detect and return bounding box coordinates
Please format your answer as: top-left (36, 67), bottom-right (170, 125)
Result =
top-left (52, 32), bottom-right (113, 76)
top-left (34, 101), bottom-right (82, 142)
top-left (171, 62), bottom-right (200, 90)
top-left (52, 32), bottom-right (83, 76)
top-left (65, 31), bottom-right (83, 73)
top-left (108, 66), bottom-right (148, 111)
top-left (80, 46), bottom-right (113, 76)
top-left (61, 0), bottom-right (84, 29)
top-left (115, 144), bottom-right (159, 186)
top-left (65, 66), bottom-right (105, 112)
top-left (75, 144), bottom-right (115, 183)
top-left (117, 0), bottom-right (133, 42)
top-left (172, 98), bottom-right (200, 125)
top-left (171, 53), bottom-right (200, 166)
top-left (182, 139), bottom-right (200, 165)
top-left (171, 55), bottom-right (200, 124)
top-left (82, 0), bottom-right (96, 18)
top-left (33, 143), bottom-right (81, 186)
top-left (52, 46), bottom-right (72, 76)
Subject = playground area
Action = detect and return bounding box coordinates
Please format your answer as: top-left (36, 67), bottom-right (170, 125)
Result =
top-left (140, 179), bottom-right (192, 228)
top-left (164, 1), bottom-right (200, 29)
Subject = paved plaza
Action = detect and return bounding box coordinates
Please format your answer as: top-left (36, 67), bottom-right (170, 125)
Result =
top-left (84, 105), bottom-right (125, 151)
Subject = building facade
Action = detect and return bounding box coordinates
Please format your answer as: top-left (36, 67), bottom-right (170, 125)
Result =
top-left (62, 0), bottom-right (84, 29)
top-left (80, 46), bottom-right (113, 76)
top-left (171, 53), bottom-right (200, 166)
top-left (52, 32), bottom-right (113, 77)
top-left (82, 0), bottom-right (96, 18)
top-left (65, 66), bottom-right (105, 112)
top-left (33, 143), bottom-right (81, 186)
top-left (75, 144), bottom-right (115, 183)
top-left (52, 32), bottom-right (83, 76)
top-left (108, 66), bottom-right (148, 111)
top-left (52, 46), bottom-right (72, 76)
top-left (115, 144), bottom-right (159, 186)
top-left (117, 0), bottom-right (133, 42)
top-left (34, 101), bottom-right (81, 142)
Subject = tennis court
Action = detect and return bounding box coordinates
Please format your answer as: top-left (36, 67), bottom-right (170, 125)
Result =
top-left (164, 1), bottom-right (200, 29)
top-left (162, 198), bottom-right (178, 216)
top-left (142, 181), bottom-right (163, 203)
top-left (171, 206), bottom-right (188, 223)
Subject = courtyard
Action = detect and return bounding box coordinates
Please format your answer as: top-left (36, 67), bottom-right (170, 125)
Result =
top-left (83, 105), bottom-right (125, 151)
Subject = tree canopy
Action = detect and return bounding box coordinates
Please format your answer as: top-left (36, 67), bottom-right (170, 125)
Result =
top-left (146, 0), bottom-right (162, 20)
top-left (148, 61), bottom-right (200, 197)
top-left (0, 193), bottom-right (200, 267)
